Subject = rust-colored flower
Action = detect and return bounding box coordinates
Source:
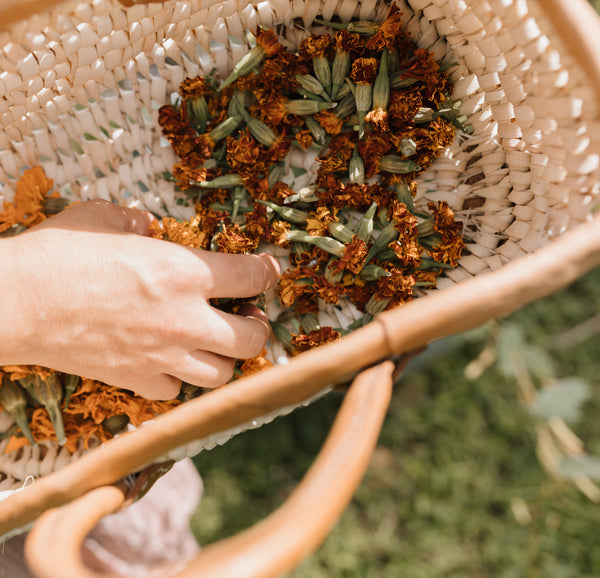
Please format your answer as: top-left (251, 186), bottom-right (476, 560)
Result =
top-left (260, 51), bottom-right (300, 91)
top-left (329, 236), bottom-right (368, 274)
top-left (299, 32), bottom-right (333, 59)
top-left (365, 5), bottom-right (407, 52)
top-left (226, 130), bottom-right (269, 178)
top-left (0, 166), bottom-right (55, 232)
top-left (179, 76), bottom-right (213, 98)
top-left (373, 268), bottom-right (415, 307)
top-left (424, 200), bottom-right (465, 266)
top-left (387, 90), bottom-right (422, 127)
top-left (350, 58), bottom-right (379, 84)
top-left (270, 219), bottom-right (292, 246)
top-left (239, 352), bottom-right (273, 376)
top-left (306, 206), bottom-right (337, 237)
top-left (278, 266), bottom-right (315, 307)
top-left (149, 216), bottom-right (208, 249)
top-left (214, 224), bottom-right (259, 254)
top-left (358, 135), bottom-right (392, 178)
top-left (312, 274), bottom-right (344, 305)
top-left (244, 205), bottom-right (273, 243)
top-left (256, 27), bottom-right (285, 57)
top-left (365, 107), bottom-right (389, 132)
top-left (314, 109), bottom-right (345, 135)
top-left (335, 30), bottom-right (367, 57)
top-left (291, 327), bottom-right (342, 352)
top-left (401, 48), bottom-right (450, 104)
top-left (295, 129), bottom-right (314, 149)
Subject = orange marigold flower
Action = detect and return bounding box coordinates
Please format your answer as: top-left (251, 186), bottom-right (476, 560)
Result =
top-left (1, 166), bottom-right (55, 231)
top-left (329, 236), bottom-right (368, 274)
top-left (226, 130), bottom-right (268, 178)
top-left (172, 162), bottom-right (210, 190)
top-left (344, 284), bottom-right (374, 312)
top-left (425, 200), bottom-right (465, 266)
top-left (244, 205), bottom-right (273, 243)
top-left (260, 51), bottom-right (300, 91)
top-left (179, 76), bottom-right (213, 98)
top-left (291, 327), bottom-right (342, 352)
top-left (350, 58), bottom-right (379, 84)
top-left (158, 104), bottom-right (189, 136)
top-left (335, 30), bottom-right (367, 56)
top-left (278, 267), bottom-right (315, 307)
top-left (426, 239), bottom-right (464, 267)
top-left (295, 129), bottom-right (314, 149)
top-left (314, 109), bottom-right (345, 134)
top-left (193, 133), bottom-right (216, 161)
top-left (269, 181), bottom-right (296, 204)
top-left (214, 224), bottom-right (258, 254)
top-left (256, 28), bottom-right (285, 57)
top-left (270, 219), bottom-right (292, 246)
top-left (401, 48), bottom-right (450, 103)
top-left (387, 90), bottom-right (422, 128)
top-left (374, 268), bottom-right (415, 307)
top-left (150, 216), bottom-right (208, 249)
top-left (259, 94), bottom-right (288, 126)
top-left (312, 275), bottom-right (344, 305)
top-left (365, 5), bottom-right (406, 52)
top-left (299, 33), bottom-right (333, 59)
top-left (0, 203), bottom-right (20, 234)
top-left (358, 135), bottom-right (392, 178)
top-left (306, 206), bottom-right (336, 237)
top-left (239, 352), bottom-right (273, 376)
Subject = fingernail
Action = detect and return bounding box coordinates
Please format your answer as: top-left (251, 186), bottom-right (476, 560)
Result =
top-left (237, 303), bottom-right (265, 320)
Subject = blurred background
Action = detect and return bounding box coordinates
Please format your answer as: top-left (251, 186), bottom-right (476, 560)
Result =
top-left (190, 3), bottom-right (600, 576)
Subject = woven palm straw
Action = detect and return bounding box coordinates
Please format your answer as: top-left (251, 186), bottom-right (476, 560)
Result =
top-left (1, 0), bottom-right (600, 572)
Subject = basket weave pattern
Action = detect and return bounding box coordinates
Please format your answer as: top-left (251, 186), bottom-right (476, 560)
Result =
top-left (0, 0), bottom-right (598, 492)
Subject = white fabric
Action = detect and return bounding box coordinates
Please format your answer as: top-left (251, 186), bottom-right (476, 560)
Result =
top-left (0, 459), bottom-right (202, 578)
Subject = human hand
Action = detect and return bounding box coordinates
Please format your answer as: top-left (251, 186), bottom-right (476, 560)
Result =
top-left (0, 200), bottom-right (279, 399)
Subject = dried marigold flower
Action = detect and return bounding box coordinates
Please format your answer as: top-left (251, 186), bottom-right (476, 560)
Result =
top-left (214, 224), bottom-right (258, 254)
top-left (239, 353), bottom-right (273, 376)
top-left (350, 58), bottom-right (379, 85)
top-left (298, 32), bottom-right (333, 59)
top-left (291, 327), bottom-right (342, 352)
top-left (365, 4), bottom-right (406, 52)
top-left (180, 76), bottom-right (214, 98)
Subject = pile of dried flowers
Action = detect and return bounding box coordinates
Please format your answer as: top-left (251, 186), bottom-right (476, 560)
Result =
top-left (0, 6), bottom-right (468, 453)
top-left (155, 6), bottom-right (467, 353)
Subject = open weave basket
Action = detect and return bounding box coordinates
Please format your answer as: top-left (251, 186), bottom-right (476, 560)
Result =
top-left (1, 0), bottom-right (600, 576)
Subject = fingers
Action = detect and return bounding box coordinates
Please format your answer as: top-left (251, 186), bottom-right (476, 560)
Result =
top-left (118, 373), bottom-right (182, 401)
top-left (195, 251), bottom-right (280, 298)
top-left (169, 350), bottom-right (236, 389)
top-left (191, 304), bottom-right (272, 359)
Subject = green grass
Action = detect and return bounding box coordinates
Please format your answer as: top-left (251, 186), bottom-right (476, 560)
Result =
top-left (191, 266), bottom-right (600, 577)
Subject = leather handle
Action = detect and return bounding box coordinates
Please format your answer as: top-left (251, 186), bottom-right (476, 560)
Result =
top-left (24, 361), bottom-right (395, 578)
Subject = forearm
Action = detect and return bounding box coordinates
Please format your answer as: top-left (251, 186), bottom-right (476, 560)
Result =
top-left (0, 235), bottom-right (36, 366)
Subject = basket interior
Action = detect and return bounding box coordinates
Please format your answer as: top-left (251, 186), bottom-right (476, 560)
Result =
top-left (0, 0), bottom-right (599, 487)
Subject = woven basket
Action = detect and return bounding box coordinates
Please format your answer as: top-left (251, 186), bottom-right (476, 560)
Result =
top-left (1, 0), bottom-right (600, 576)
